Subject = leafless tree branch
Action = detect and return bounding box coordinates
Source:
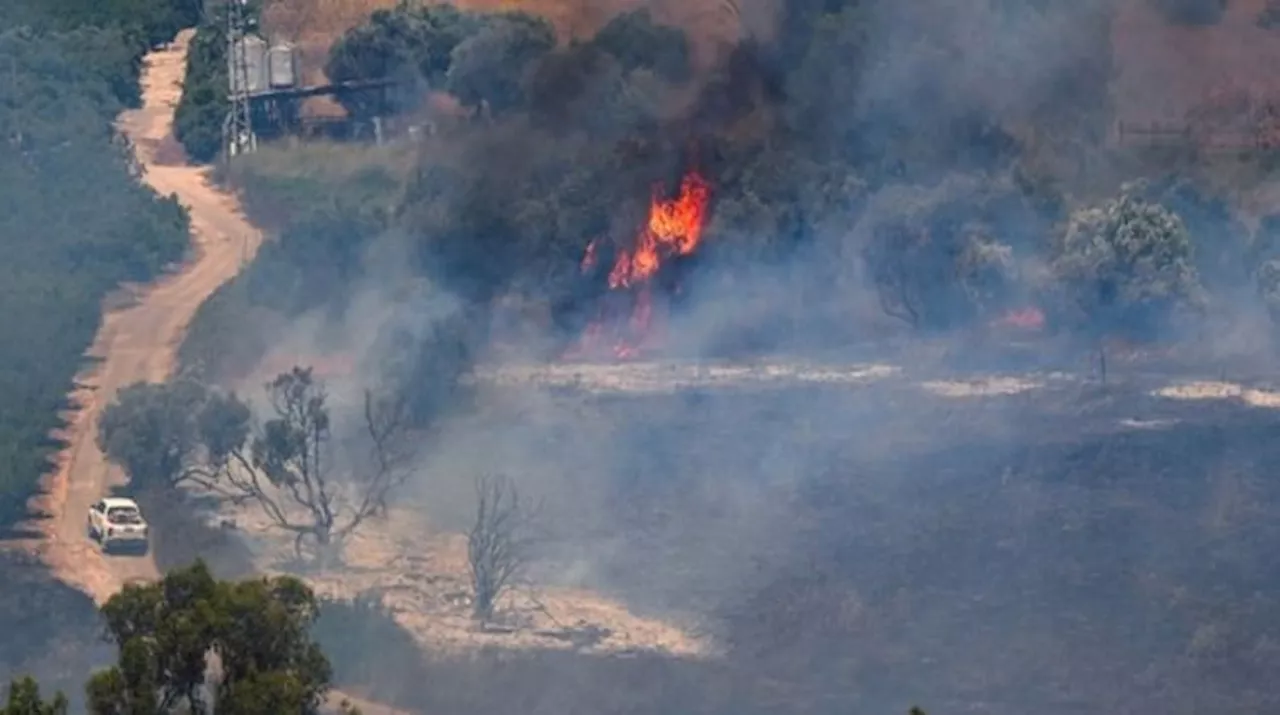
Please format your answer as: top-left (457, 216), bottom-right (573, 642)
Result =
top-left (468, 474), bottom-right (538, 623)
top-left (198, 367), bottom-right (415, 566)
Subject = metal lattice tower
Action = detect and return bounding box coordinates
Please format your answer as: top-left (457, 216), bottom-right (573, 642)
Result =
top-left (225, 0), bottom-right (256, 156)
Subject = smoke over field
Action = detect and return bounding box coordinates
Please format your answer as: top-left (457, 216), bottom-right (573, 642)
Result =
top-left (166, 0), bottom-right (1280, 713)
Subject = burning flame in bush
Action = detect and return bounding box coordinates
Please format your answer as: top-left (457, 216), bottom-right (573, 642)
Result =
top-left (569, 171), bottom-right (712, 359)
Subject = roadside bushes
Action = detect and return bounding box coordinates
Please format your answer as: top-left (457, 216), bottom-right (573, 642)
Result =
top-left (0, 3), bottom-right (192, 525)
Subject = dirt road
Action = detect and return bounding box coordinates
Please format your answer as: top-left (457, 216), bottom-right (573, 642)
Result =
top-left (32, 30), bottom-right (262, 602)
top-left (20, 33), bottom-right (409, 715)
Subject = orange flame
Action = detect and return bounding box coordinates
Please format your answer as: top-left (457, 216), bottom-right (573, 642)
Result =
top-left (569, 171), bottom-right (711, 359)
top-left (608, 172), bottom-right (710, 289)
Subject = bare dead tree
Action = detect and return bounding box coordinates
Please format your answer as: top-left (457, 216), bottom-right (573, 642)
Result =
top-left (467, 474), bottom-right (534, 624)
top-left (187, 367), bottom-right (414, 566)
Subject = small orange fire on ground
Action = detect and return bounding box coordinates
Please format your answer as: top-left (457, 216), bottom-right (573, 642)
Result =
top-left (565, 170), bottom-right (712, 360)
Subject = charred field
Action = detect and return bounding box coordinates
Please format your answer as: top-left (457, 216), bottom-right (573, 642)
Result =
top-left (411, 354), bottom-right (1280, 715)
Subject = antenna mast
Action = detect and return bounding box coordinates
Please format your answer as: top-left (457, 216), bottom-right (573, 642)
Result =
top-left (226, 0), bottom-right (256, 156)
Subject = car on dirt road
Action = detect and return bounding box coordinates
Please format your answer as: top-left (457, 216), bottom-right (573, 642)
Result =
top-left (87, 497), bottom-right (149, 554)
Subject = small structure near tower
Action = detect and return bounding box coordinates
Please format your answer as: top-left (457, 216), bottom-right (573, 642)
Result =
top-left (267, 41), bottom-right (298, 89)
top-left (222, 5), bottom-right (393, 160)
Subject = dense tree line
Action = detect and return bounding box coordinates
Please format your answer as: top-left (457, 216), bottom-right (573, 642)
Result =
top-left (0, 0), bottom-right (196, 525)
top-left (324, 5), bottom-right (688, 120)
top-left (6, 0), bottom-right (201, 108)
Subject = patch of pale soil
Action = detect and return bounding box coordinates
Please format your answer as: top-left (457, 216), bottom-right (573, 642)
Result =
top-left (1153, 380), bottom-right (1280, 408)
top-left (919, 376), bottom-right (1045, 398)
top-left (1118, 417), bottom-right (1181, 430)
top-left (211, 502), bottom-right (713, 658)
top-left (471, 360), bottom-right (901, 394)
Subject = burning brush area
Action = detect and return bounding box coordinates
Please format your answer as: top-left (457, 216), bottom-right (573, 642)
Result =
top-left (565, 169), bottom-right (711, 360)
top-left (191, 146), bottom-right (1280, 714)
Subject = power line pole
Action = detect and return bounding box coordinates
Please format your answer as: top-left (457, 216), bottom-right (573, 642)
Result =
top-left (226, 0), bottom-right (256, 157)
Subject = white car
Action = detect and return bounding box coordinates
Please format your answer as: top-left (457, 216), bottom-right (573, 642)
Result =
top-left (87, 497), bottom-right (149, 554)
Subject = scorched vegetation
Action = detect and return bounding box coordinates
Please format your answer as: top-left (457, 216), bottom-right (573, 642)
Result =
top-left (133, 0), bottom-right (1280, 714)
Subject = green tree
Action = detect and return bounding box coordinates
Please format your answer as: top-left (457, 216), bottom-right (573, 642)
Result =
top-left (325, 4), bottom-right (483, 118)
top-left (589, 8), bottom-right (692, 83)
top-left (1, 678), bottom-right (68, 715)
top-left (1049, 184), bottom-right (1203, 336)
top-left (327, 4), bottom-right (480, 88)
top-left (97, 378), bottom-right (206, 490)
top-left (85, 561), bottom-right (333, 715)
top-left (98, 377), bottom-right (251, 490)
top-left (524, 42), bottom-right (668, 138)
top-left (445, 13), bottom-right (556, 115)
top-left (7, 0), bottom-right (202, 108)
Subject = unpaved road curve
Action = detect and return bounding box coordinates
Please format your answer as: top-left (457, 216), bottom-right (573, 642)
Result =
top-left (32, 30), bottom-right (262, 602)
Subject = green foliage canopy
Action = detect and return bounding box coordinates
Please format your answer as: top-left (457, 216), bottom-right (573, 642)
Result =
top-left (4, 561), bottom-right (336, 715)
top-left (445, 13), bottom-right (556, 115)
top-left (589, 8), bottom-right (692, 83)
top-left (1050, 184), bottom-right (1203, 334)
top-left (1, 678), bottom-right (68, 715)
top-left (97, 378), bottom-right (250, 491)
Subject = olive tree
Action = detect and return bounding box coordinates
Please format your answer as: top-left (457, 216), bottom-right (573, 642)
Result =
top-left (85, 561), bottom-right (335, 715)
top-left (859, 177), bottom-right (1023, 330)
top-left (589, 8), bottom-right (692, 83)
top-left (1049, 184), bottom-right (1203, 337)
top-left (445, 13), bottom-right (556, 116)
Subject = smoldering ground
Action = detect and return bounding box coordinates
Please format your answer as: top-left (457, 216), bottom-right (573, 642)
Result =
top-left (309, 355), bottom-right (1280, 715)
top-left (189, 0), bottom-right (1280, 713)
